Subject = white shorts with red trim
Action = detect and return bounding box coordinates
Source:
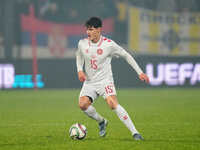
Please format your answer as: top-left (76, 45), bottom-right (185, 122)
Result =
top-left (79, 79), bottom-right (117, 101)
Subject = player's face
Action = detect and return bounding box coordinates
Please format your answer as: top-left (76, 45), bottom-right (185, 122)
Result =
top-left (86, 26), bottom-right (101, 43)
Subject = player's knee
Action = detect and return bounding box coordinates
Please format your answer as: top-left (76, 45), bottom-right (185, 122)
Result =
top-left (79, 97), bottom-right (91, 110)
top-left (106, 97), bottom-right (118, 109)
top-left (108, 102), bottom-right (117, 109)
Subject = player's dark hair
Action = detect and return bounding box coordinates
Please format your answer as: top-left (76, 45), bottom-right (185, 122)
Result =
top-left (85, 17), bottom-right (102, 28)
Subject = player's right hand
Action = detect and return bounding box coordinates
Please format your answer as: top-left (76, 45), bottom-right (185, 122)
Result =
top-left (78, 71), bottom-right (86, 82)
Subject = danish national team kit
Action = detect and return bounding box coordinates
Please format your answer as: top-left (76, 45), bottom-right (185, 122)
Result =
top-left (76, 36), bottom-right (143, 100)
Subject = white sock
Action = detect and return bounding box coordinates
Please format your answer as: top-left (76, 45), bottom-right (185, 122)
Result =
top-left (114, 104), bottom-right (139, 135)
top-left (84, 105), bottom-right (104, 123)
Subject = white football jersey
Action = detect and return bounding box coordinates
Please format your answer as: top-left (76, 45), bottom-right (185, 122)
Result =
top-left (76, 36), bottom-right (143, 83)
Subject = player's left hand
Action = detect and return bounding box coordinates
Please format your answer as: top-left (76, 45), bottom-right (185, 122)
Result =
top-left (139, 73), bottom-right (149, 83)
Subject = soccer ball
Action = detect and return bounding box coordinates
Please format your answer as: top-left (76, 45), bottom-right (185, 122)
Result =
top-left (69, 123), bottom-right (87, 140)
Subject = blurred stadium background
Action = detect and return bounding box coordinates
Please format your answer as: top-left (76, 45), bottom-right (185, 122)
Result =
top-left (0, 1), bottom-right (200, 150)
top-left (0, 0), bottom-right (200, 89)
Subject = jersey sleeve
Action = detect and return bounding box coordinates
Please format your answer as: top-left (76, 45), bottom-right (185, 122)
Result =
top-left (110, 41), bottom-right (143, 75)
top-left (76, 40), bottom-right (84, 72)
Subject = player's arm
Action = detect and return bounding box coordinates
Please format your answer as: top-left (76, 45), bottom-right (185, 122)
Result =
top-left (76, 42), bottom-right (86, 82)
top-left (111, 42), bottom-right (149, 83)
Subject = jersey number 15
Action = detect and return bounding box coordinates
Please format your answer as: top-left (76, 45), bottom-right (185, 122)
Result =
top-left (90, 59), bottom-right (98, 70)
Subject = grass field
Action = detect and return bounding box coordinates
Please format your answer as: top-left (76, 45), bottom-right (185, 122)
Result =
top-left (0, 89), bottom-right (200, 150)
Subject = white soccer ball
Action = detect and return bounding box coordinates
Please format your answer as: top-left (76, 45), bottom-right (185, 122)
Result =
top-left (69, 123), bottom-right (87, 140)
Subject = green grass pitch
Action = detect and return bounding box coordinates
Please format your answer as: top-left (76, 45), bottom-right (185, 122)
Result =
top-left (0, 89), bottom-right (200, 150)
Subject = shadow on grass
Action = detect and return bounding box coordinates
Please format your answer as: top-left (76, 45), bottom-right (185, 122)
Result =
top-left (85, 137), bottom-right (200, 144)
top-left (0, 143), bottom-right (31, 147)
top-left (1, 137), bottom-right (199, 147)
top-left (145, 138), bottom-right (200, 143)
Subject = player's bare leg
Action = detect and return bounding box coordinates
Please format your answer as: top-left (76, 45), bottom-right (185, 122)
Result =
top-left (79, 96), bottom-right (104, 122)
top-left (106, 95), bottom-right (143, 140)
top-left (79, 96), bottom-right (106, 137)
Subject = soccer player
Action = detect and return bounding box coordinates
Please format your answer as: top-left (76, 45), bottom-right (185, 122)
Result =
top-left (76, 17), bottom-right (149, 140)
